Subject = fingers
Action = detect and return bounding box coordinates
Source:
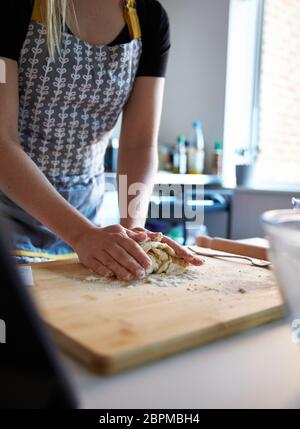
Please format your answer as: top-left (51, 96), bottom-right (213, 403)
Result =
top-left (130, 228), bottom-right (163, 242)
top-left (162, 236), bottom-right (205, 266)
top-left (129, 228), bottom-right (204, 266)
top-left (116, 235), bottom-right (152, 271)
top-left (126, 229), bottom-right (148, 242)
top-left (107, 243), bottom-right (146, 279)
top-left (89, 259), bottom-right (115, 279)
top-left (97, 250), bottom-right (134, 281)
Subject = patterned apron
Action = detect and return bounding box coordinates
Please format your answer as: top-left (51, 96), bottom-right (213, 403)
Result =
top-left (0, 15), bottom-right (142, 262)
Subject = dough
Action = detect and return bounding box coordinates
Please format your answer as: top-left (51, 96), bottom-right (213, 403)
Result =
top-left (140, 234), bottom-right (190, 276)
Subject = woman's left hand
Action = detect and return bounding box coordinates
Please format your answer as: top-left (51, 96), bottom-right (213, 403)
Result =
top-left (130, 227), bottom-right (205, 266)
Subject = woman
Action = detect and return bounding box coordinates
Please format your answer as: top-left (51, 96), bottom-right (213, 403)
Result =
top-left (0, 0), bottom-right (203, 281)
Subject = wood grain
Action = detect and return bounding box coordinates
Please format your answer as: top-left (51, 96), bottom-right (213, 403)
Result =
top-left (30, 252), bottom-right (284, 374)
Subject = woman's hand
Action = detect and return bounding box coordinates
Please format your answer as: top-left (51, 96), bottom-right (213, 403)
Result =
top-left (131, 228), bottom-right (205, 266)
top-left (72, 225), bottom-right (152, 281)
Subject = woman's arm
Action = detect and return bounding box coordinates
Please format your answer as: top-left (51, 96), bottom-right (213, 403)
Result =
top-left (0, 58), bottom-right (151, 280)
top-left (118, 76), bottom-right (204, 267)
top-left (118, 76), bottom-right (163, 229)
top-left (0, 59), bottom-right (94, 246)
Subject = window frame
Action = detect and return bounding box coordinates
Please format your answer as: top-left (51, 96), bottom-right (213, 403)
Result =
top-left (223, 0), bottom-right (265, 187)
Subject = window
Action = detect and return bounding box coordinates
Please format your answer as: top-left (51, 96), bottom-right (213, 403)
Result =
top-left (256, 0), bottom-right (300, 186)
top-left (223, 0), bottom-right (300, 187)
top-left (223, 0), bottom-right (263, 187)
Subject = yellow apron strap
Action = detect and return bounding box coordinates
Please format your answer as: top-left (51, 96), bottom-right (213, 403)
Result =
top-left (31, 0), bottom-right (46, 24)
top-left (32, 0), bottom-right (141, 40)
top-left (123, 0), bottom-right (142, 40)
top-left (13, 249), bottom-right (78, 261)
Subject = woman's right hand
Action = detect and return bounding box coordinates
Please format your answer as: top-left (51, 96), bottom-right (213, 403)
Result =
top-left (71, 224), bottom-right (152, 281)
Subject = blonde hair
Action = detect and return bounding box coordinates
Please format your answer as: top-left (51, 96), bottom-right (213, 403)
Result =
top-left (46, 0), bottom-right (67, 60)
top-left (36, 0), bottom-right (77, 60)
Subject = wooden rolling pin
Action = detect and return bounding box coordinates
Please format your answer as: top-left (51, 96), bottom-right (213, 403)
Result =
top-left (196, 236), bottom-right (270, 261)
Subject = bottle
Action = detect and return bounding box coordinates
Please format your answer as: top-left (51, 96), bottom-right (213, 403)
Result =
top-left (212, 142), bottom-right (223, 176)
top-left (173, 135), bottom-right (187, 174)
top-left (159, 145), bottom-right (172, 171)
top-left (188, 120), bottom-right (205, 174)
top-left (104, 137), bottom-right (119, 172)
top-left (178, 135), bottom-right (187, 174)
top-left (172, 144), bottom-right (179, 174)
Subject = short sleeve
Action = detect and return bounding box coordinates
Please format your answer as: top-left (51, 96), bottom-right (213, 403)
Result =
top-left (136, 0), bottom-right (171, 77)
top-left (0, 0), bottom-right (33, 62)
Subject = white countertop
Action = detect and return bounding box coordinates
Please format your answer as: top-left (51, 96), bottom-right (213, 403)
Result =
top-left (61, 319), bottom-right (300, 409)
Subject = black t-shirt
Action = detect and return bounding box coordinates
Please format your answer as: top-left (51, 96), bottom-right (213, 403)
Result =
top-left (0, 0), bottom-right (171, 77)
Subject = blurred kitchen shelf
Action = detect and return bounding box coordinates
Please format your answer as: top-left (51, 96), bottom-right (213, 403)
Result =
top-left (105, 171), bottom-right (223, 188)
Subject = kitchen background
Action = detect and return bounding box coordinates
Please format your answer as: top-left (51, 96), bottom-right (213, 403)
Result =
top-left (1, 1), bottom-right (300, 409)
top-left (103, 0), bottom-right (300, 243)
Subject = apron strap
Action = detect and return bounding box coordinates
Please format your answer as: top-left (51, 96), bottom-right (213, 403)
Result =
top-left (32, 0), bottom-right (46, 24)
top-left (123, 0), bottom-right (142, 40)
top-left (31, 0), bottom-right (142, 40)
top-left (13, 249), bottom-right (78, 261)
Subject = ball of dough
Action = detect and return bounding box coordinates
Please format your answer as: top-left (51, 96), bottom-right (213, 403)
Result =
top-left (140, 235), bottom-right (189, 276)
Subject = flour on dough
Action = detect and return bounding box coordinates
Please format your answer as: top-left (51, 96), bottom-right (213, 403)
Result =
top-left (140, 235), bottom-right (189, 276)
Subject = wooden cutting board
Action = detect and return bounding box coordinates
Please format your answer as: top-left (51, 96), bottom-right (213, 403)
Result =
top-left (30, 253), bottom-right (284, 374)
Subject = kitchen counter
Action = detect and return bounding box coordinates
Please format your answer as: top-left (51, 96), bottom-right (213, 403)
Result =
top-left (61, 319), bottom-right (300, 409)
top-left (47, 239), bottom-right (300, 409)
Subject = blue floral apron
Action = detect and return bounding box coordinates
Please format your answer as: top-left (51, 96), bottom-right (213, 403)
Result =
top-left (0, 13), bottom-right (142, 262)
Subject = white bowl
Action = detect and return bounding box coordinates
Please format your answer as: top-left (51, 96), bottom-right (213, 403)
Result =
top-left (262, 209), bottom-right (300, 323)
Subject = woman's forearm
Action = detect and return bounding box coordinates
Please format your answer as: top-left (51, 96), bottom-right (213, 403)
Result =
top-left (0, 139), bottom-right (94, 247)
top-left (117, 144), bottom-right (158, 229)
